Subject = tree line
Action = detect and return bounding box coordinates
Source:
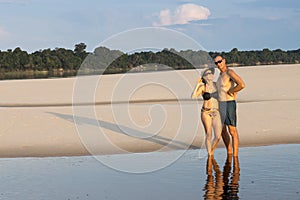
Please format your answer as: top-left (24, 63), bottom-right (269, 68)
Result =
top-left (0, 43), bottom-right (299, 79)
top-left (211, 48), bottom-right (300, 66)
top-left (0, 43), bottom-right (87, 72)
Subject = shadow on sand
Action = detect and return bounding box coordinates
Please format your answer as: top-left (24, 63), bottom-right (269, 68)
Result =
top-left (47, 111), bottom-right (199, 151)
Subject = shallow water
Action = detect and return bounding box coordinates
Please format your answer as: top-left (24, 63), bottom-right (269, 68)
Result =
top-left (0, 144), bottom-right (299, 200)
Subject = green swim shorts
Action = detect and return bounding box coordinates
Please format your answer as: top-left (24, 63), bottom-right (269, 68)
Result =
top-left (219, 100), bottom-right (237, 127)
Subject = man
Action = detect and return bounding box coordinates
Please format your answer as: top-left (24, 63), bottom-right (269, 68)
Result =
top-left (214, 56), bottom-right (245, 157)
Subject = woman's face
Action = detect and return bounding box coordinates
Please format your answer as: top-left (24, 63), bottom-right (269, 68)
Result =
top-left (203, 70), bottom-right (214, 82)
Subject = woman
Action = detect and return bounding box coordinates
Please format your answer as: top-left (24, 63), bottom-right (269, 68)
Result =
top-left (192, 67), bottom-right (222, 156)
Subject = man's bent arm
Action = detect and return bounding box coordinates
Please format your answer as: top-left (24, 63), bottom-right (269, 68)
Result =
top-left (227, 69), bottom-right (245, 94)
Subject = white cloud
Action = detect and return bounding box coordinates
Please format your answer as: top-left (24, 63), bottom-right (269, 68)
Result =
top-left (0, 27), bottom-right (10, 39)
top-left (153, 3), bottom-right (211, 26)
top-left (0, 0), bottom-right (29, 4)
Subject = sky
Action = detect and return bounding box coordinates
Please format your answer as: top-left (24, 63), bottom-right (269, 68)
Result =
top-left (0, 0), bottom-right (300, 53)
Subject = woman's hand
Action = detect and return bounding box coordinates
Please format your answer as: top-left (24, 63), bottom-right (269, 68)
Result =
top-left (192, 77), bottom-right (203, 99)
top-left (197, 77), bottom-right (203, 84)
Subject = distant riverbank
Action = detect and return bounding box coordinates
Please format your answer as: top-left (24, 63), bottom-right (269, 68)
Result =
top-left (1, 62), bottom-right (299, 81)
top-left (0, 70), bottom-right (77, 80)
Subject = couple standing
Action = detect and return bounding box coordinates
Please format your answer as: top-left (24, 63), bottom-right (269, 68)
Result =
top-left (192, 56), bottom-right (245, 157)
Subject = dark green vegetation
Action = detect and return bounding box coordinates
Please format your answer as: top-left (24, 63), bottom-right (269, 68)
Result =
top-left (0, 43), bottom-right (299, 80)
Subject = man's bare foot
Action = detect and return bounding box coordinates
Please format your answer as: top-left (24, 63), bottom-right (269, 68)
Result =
top-left (227, 146), bottom-right (233, 155)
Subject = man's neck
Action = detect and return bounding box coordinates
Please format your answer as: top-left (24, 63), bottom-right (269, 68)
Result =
top-left (220, 66), bottom-right (228, 73)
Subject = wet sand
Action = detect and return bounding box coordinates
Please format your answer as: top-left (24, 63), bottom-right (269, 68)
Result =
top-left (0, 144), bottom-right (299, 199)
top-left (0, 64), bottom-right (299, 157)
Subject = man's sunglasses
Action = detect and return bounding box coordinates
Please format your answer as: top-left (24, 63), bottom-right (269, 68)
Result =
top-left (214, 60), bottom-right (222, 65)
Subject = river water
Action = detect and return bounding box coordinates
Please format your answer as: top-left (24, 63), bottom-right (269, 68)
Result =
top-left (0, 144), bottom-right (299, 200)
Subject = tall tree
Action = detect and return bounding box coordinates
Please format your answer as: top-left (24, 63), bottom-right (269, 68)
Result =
top-left (74, 43), bottom-right (88, 60)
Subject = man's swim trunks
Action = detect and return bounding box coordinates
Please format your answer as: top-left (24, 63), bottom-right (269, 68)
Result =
top-left (219, 100), bottom-right (237, 127)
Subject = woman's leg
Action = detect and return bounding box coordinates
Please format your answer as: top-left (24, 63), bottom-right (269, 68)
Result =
top-left (201, 112), bottom-right (213, 156)
top-left (211, 112), bottom-right (223, 154)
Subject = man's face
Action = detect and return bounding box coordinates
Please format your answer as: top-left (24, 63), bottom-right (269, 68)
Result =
top-left (214, 56), bottom-right (225, 71)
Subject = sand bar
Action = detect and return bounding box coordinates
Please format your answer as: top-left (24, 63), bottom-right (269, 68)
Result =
top-left (0, 64), bottom-right (299, 157)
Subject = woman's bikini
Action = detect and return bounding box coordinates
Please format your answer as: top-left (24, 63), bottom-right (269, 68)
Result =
top-left (202, 91), bottom-right (218, 101)
top-left (201, 84), bottom-right (219, 117)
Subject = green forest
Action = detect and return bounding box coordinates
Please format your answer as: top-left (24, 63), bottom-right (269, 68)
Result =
top-left (0, 42), bottom-right (299, 80)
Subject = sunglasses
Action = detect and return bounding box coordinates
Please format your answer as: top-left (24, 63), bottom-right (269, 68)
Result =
top-left (214, 59), bottom-right (223, 65)
top-left (204, 72), bottom-right (213, 76)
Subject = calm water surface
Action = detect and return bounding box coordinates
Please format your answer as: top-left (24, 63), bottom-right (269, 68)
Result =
top-left (0, 144), bottom-right (299, 200)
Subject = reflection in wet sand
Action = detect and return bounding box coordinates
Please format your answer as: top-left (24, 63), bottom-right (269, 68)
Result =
top-left (203, 156), bottom-right (240, 199)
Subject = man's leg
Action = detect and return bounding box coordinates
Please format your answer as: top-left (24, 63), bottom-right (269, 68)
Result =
top-left (221, 126), bottom-right (232, 155)
top-left (228, 125), bottom-right (239, 156)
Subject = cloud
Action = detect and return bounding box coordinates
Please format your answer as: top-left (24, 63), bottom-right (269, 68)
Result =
top-left (236, 0), bottom-right (300, 9)
top-left (0, 27), bottom-right (10, 39)
top-left (0, 0), bottom-right (29, 4)
top-left (153, 3), bottom-right (210, 26)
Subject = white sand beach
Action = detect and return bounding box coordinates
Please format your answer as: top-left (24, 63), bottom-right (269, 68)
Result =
top-left (0, 64), bottom-right (299, 157)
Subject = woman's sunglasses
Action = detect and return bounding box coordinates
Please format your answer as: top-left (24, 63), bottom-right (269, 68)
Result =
top-left (204, 72), bottom-right (213, 76)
